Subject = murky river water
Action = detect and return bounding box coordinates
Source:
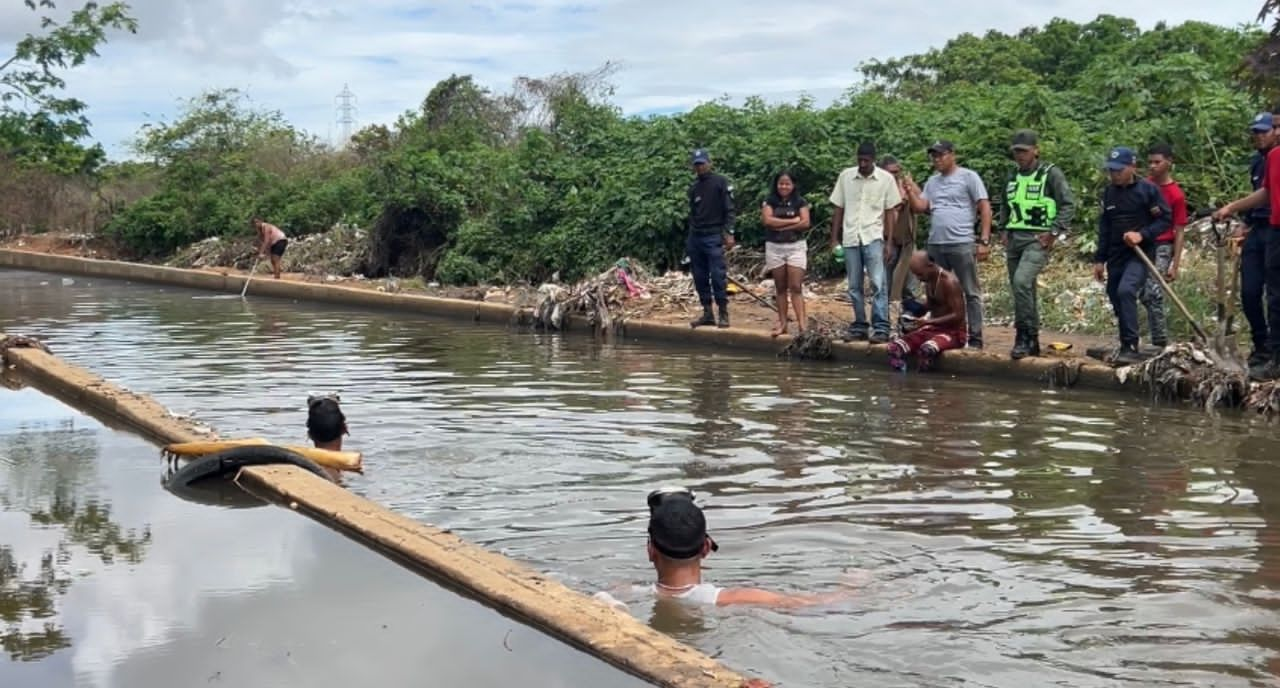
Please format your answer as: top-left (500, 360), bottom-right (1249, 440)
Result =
top-left (0, 385), bottom-right (649, 688)
top-left (4, 268), bottom-right (1280, 687)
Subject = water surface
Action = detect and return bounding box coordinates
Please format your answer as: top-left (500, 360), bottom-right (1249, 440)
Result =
top-left (4, 268), bottom-right (1280, 687)
top-left (0, 385), bottom-right (651, 688)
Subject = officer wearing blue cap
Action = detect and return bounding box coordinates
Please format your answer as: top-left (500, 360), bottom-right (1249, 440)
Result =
top-left (1092, 146), bottom-right (1172, 365)
top-left (685, 148), bottom-right (737, 328)
top-left (1242, 113), bottom-right (1277, 368)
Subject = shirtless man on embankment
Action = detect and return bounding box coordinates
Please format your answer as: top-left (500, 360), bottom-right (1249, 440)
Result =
top-left (253, 217), bottom-right (288, 279)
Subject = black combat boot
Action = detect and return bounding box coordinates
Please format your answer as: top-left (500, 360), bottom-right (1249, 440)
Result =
top-left (1025, 329), bottom-right (1041, 357)
top-left (716, 303), bottom-right (730, 329)
top-left (1250, 352), bottom-right (1280, 381)
top-left (1112, 342), bottom-right (1144, 366)
top-left (1010, 328), bottom-right (1030, 360)
top-left (691, 305), bottom-right (715, 328)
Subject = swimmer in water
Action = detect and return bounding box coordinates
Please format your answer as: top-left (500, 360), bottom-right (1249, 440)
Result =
top-left (306, 393), bottom-right (347, 483)
top-left (642, 487), bottom-right (856, 608)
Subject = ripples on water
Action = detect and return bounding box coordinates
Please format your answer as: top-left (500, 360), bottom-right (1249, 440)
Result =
top-left (4, 269), bottom-right (1280, 687)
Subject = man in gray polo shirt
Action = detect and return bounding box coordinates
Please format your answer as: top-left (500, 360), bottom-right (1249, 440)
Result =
top-left (902, 140), bottom-right (993, 349)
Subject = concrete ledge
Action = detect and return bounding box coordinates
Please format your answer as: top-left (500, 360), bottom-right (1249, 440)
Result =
top-left (0, 339), bottom-right (750, 688)
top-left (1, 248), bottom-right (1121, 392)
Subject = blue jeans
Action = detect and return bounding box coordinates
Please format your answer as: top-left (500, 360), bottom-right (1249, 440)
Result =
top-left (1107, 255), bottom-right (1149, 347)
top-left (1241, 225), bottom-right (1268, 355)
top-left (843, 240), bottom-right (889, 336)
top-left (686, 231), bottom-right (727, 308)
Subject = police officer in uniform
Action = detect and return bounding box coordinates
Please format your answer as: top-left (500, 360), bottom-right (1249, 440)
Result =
top-left (1093, 146), bottom-right (1171, 366)
top-left (686, 148), bottom-right (737, 328)
top-left (1242, 112), bottom-right (1276, 369)
top-left (999, 129), bottom-right (1075, 359)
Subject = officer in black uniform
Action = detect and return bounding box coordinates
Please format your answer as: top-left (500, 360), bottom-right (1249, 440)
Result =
top-left (1242, 112), bottom-right (1276, 369)
top-left (1093, 146), bottom-right (1171, 365)
top-left (686, 148), bottom-right (736, 328)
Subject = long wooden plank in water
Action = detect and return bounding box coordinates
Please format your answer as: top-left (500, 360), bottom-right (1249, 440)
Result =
top-left (0, 338), bottom-right (751, 688)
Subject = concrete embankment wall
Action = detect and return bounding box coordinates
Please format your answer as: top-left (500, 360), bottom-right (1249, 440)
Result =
top-left (0, 339), bottom-right (750, 688)
top-left (0, 248), bottom-right (1121, 391)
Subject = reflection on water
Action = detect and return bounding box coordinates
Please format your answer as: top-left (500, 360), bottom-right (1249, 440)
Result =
top-left (0, 387), bottom-right (652, 688)
top-left (5, 268), bottom-right (1280, 686)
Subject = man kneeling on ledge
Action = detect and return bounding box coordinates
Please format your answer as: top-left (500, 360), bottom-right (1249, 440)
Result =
top-left (888, 250), bottom-right (967, 372)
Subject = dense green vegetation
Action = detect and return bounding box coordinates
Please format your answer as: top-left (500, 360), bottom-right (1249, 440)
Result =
top-left (5, 11), bottom-right (1279, 285)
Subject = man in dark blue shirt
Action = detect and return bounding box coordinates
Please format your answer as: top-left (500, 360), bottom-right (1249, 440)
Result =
top-left (686, 148), bottom-right (737, 328)
top-left (1241, 112), bottom-right (1276, 368)
top-left (1092, 146), bottom-right (1172, 365)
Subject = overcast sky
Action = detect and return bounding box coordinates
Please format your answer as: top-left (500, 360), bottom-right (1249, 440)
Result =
top-left (0, 0), bottom-right (1265, 158)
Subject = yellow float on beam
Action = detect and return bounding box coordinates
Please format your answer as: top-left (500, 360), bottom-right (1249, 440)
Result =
top-left (163, 438), bottom-right (363, 473)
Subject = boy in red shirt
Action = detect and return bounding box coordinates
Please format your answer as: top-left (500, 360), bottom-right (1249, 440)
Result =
top-left (1141, 144), bottom-right (1188, 349)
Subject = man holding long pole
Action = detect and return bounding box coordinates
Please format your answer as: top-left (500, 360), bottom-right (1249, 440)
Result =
top-left (1093, 147), bottom-right (1171, 366)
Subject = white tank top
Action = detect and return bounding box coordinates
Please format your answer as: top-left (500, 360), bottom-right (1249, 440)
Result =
top-left (653, 582), bottom-right (722, 605)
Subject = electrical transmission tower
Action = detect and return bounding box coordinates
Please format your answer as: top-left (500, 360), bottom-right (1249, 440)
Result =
top-left (335, 84), bottom-right (358, 146)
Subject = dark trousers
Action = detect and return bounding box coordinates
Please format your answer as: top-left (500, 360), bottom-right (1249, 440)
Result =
top-left (1106, 255), bottom-right (1149, 347)
top-left (1241, 225), bottom-right (1268, 355)
top-left (927, 242), bottom-right (983, 346)
top-left (687, 231), bottom-right (727, 308)
top-left (1268, 228), bottom-right (1280, 356)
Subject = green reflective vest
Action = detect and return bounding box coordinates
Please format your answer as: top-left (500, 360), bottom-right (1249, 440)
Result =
top-left (1005, 164), bottom-right (1058, 231)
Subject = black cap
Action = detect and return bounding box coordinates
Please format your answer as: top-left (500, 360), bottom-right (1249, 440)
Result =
top-left (1011, 129), bottom-right (1039, 150)
top-left (857, 141), bottom-right (877, 158)
top-left (927, 140), bottom-right (955, 154)
top-left (648, 495), bottom-right (708, 560)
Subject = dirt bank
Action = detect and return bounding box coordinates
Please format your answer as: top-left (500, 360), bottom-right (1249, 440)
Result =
top-left (2, 230), bottom-right (1117, 360)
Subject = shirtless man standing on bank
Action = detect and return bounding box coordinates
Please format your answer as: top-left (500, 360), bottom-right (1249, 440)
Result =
top-left (888, 250), bottom-right (967, 372)
top-left (253, 217), bottom-right (288, 279)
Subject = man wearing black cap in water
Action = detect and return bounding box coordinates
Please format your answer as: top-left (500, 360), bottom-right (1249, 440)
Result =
top-left (641, 487), bottom-right (856, 607)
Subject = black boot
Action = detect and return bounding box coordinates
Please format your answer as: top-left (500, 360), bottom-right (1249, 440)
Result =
top-left (1112, 342), bottom-right (1144, 366)
top-left (1010, 328), bottom-right (1030, 360)
top-left (716, 303), bottom-right (730, 329)
top-left (1025, 329), bottom-right (1041, 357)
top-left (691, 305), bottom-right (715, 328)
top-left (1250, 353), bottom-right (1280, 381)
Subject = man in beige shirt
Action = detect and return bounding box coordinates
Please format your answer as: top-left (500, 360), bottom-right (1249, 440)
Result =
top-left (829, 142), bottom-right (902, 343)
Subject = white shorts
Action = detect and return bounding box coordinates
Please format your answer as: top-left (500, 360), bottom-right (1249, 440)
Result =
top-left (765, 241), bottom-right (807, 271)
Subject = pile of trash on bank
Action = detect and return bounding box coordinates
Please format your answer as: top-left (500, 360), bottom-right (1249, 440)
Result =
top-left (1114, 342), bottom-right (1280, 417)
top-left (167, 225), bottom-right (369, 276)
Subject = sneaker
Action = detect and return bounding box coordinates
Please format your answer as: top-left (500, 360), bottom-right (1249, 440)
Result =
top-left (966, 339), bottom-right (984, 351)
top-left (842, 328), bottom-right (869, 343)
top-left (869, 331), bottom-right (890, 345)
top-left (1151, 339), bottom-right (1168, 350)
top-left (691, 308), bottom-right (714, 328)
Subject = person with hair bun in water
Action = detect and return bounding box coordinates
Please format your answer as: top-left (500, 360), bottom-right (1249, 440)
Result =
top-left (306, 393), bottom-right (348, 483)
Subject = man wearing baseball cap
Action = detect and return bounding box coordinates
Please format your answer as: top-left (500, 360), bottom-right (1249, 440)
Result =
top-left (901, 140), bottom-right (993, 349)
top-left (1241, 113), bottom-right (1276, 369)
top-left (612, 487), bottom-right (859, 608)
top-left (685, 149), bottom-right (737, 329)
top-left (1093, 146), bottom-right (1171, 366)
top-left (998, 129), bottom-right (1075, 360)
top-left (1215, 112), bottom-right (1280, 379)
